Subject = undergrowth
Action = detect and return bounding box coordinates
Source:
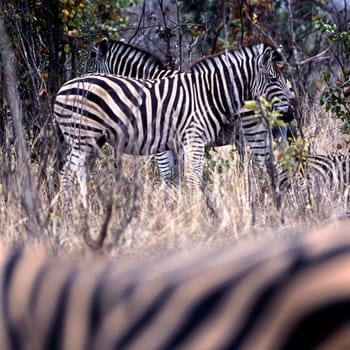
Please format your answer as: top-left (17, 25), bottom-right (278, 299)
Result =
top-left (0, 103), bottom-right (348, 258)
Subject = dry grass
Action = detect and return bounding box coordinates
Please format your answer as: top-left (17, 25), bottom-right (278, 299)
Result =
top-left (0, 103), bottom-right (349, 260)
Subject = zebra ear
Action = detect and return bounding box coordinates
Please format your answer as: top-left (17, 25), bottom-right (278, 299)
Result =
top-left (260, 46), bottom-right (274, 66)
top-left (97, 37), bottom-right (109, 57)
top-left (261, 45), bottom-right (286, 70)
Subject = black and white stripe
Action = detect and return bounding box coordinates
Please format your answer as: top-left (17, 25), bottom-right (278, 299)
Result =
top-left (88, 38), bottom-right (179, 184)
top-left (88, 37), bottom-right (174, 79)
top-left (54, 43), bottom-right (295, 205)
top-left (277, 153), bottom-right (350, 202)
top-left (88, 38), bottom-right (179, 182)
top-left (1, 222), bottom-right (350, 349)
top-left (89, 39), bottom-right (296, 185)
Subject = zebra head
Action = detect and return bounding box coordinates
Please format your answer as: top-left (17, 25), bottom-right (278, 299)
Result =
top-left (88, 37), bottom-right (111, 73)
top-left (253, 44), bottom-right (296, 117)
top-left (251, 44), bottom-right (297, 143)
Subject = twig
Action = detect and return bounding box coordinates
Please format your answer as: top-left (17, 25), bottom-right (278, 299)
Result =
top-left (107, 160), bottom-right (140, 250)
top-left (297, 48), bottom-right (330, 66)
top-left (245, 11), bottom-right (289, 66)
top-left (286, 0), bottom-right (300, 65)
top-left (128, 0), bottom-right (146, 44)
top-left (258, 100), bottom-right (280, 212)
top-left (239, 0), bottom-right (244, 45)
top-left (83, 199), bottom-right (113, 251)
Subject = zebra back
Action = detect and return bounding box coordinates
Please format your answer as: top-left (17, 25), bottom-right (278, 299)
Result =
top-left (88, 37), bottom-right (175, 79)
top-left (1, 222), bottom-right (350, 349)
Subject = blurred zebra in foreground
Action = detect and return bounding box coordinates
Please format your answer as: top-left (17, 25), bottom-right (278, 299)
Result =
top-left (54, 43), bottom-right (295, 205)
top-left (1, 221), bottom-right (350, 349)
top-left (277, 153), bottom-right (350, 205)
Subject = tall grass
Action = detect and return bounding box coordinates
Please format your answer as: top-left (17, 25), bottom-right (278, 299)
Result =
top-left (0, 103), bottom-right (348, 257)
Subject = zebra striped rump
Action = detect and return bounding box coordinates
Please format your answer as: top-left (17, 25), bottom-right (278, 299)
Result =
top-left (1, 221), bottom-right (350, 349)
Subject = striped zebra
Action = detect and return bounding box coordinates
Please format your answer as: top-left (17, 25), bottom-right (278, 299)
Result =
top-left (54, 43), bottom-right (296, 205)
top-left (89, 38), bottom-right (296, 185)
top-left (277, 153), bottom-right (350, 203)
top-left (88, 37), bottom-right (174, 79)
top-left (1, 221), bottom-right (350, 349)
top-left (88, 37), bottom-right (180, 182)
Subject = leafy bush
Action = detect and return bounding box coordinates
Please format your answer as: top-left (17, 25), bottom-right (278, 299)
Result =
top-left (314, 16), bottom-right (350, 134)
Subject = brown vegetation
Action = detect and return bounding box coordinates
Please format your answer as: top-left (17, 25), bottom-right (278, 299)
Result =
top-left (0, 102), bottom-right (348, 260)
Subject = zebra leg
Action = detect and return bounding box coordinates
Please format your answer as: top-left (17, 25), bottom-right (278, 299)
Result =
top-left (61, 150), bottom-right (89, 208)
top-left (156, 151), bottom-right (179, 185)
top-left (182, 138), bottom-right (205, 191)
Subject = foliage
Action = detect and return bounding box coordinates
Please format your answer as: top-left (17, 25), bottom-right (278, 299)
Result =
top-left (59, 0), bottom-right (138, 40)
top-left (320, 70), bottom-right (350, 134)
top-left (204, 147), bottom-right (235, 178)
top-left (277, 137), bottom-right (310, 172)
top-left (314, 16), bottom-right (350, 134)
top-left (244, 96), bottom-right (286, 130)
top-left (176, 0), bottom-right (280, 56)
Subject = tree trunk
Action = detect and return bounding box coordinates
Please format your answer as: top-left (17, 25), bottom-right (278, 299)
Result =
top-left (0, 15), bottom-right (42, 238)
top-left (45, 0), bottom-right (61, 96)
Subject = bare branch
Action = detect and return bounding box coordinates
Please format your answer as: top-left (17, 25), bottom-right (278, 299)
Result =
top-left (297, 48), bottom-right (330, 66)
top-left (128, 0), bottom-right (146, 44)
top-left (286, 0), bottom-right (300, 66)
top-left (246, 11), bottom-right (289, 65)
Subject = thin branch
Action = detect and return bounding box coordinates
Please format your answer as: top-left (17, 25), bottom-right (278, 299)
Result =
top-left (286, 0), bottom-right (300, 66)
top-left (83, 199), bottom-right (113, 250)
top-left (297, 48), bottom-right (330, 66)
top-left (175, 0), bottom-right (182, 69)
top-left (246, 11), bottom-right (289, 65)
top-left (239, 0), bottom-right (244, 45)
top-left (127, 0), bottom-right (146, 44)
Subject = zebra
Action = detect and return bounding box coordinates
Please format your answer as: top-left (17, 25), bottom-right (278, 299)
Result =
top-left (1, 221), bottom-right (350, 349)
top-left (277, 153), bottom-right (350, 204)
top-left (54, 43), bottom-right (296, 206)
top-left (88, 37), bottom-right (174, 79)
top-left (89, 38), bottom-right (296, 185)
top-left (88, 37), bottom-right (180, 182)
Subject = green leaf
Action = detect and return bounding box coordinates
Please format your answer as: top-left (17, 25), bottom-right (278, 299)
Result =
top-left (244, 100), bottom-right (258, 112)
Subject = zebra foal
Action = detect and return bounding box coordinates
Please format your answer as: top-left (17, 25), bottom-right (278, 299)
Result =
top-left (277, 153), bottom-right (350, 204)
top-left (54, 43), bottom-right (295, 206)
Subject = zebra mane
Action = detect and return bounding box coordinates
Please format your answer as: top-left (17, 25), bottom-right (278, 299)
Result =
top-left (92, 38), bottom-right (286, 76)
top-left (91, 37), bottom-right (166, 69)
top-left (190, 42), bottom-right (285, 70)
